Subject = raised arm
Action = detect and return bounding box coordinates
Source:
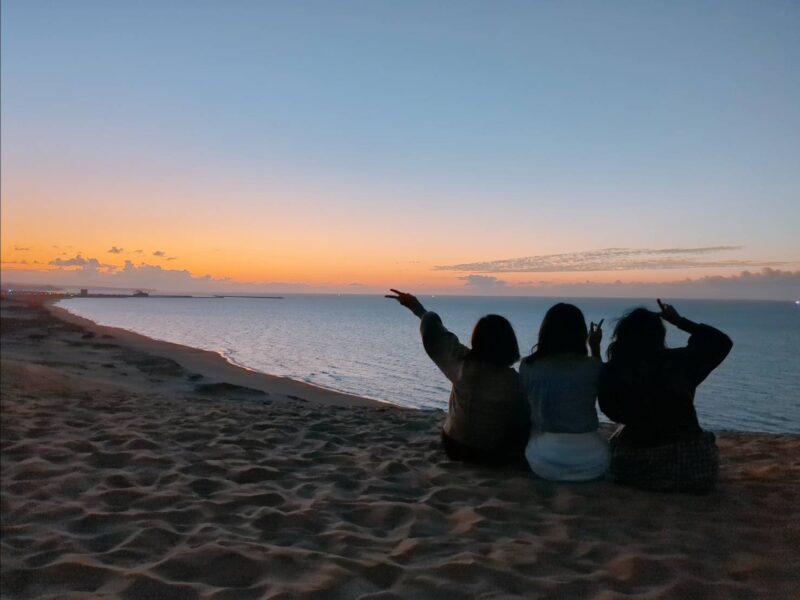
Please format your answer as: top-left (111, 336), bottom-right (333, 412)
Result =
top-left (385, 289), bottom-right (427, 318)
top-left (658, 299), bottom-right (733, 385)
top-left (386, 289), bottom-right (468, 381)
top-left (588, 319), bottom-right (604, 360)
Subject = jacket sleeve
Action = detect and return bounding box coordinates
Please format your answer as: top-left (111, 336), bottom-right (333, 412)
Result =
top-left (420, 311), bottom-right (469, 383)
top-left (516, 363), bottom-right (533, 417)
top-left (679, 318), bottom-right (733, 385)
top-left (597, 364), bottom-right (624, 423)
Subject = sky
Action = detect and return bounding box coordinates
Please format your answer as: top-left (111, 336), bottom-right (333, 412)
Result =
top-left (2, 1), bottom-right (799, 299)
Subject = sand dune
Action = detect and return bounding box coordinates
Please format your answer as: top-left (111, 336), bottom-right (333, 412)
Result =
top-left (2, 296), bottom-right (799, 599)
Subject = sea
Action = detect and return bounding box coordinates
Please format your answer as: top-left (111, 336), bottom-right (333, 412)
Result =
top-left (56, 295), bottom-right (800, 434)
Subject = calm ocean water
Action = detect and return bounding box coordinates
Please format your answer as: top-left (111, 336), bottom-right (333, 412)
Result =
top-left (57, 295), bottom-right (800, 434)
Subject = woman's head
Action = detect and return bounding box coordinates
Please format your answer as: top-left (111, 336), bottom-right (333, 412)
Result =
top-left (606, 308), bottom-right (666, 362)
top-left (527, 303), bottom-right (588, 362)
top-left (468, 314), bottom-right (521, 367)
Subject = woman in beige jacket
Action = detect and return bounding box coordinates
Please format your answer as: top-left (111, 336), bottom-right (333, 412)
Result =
top-left (386, 289), bottom-right (529, 466)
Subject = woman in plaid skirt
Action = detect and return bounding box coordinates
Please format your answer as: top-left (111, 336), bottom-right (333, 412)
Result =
top-left (598, 300), bottom-right (732, 493)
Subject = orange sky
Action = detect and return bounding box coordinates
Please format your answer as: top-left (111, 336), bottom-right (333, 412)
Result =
top-left (2, 162), bottom-right (797, 296)
top-left (2, 2), bottom-right (798, 298)
top-left (0, 165), bottom-right (629, 288)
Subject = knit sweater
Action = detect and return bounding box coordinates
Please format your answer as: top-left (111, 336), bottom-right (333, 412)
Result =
top-left (420, 311), bottom-right (529, 453)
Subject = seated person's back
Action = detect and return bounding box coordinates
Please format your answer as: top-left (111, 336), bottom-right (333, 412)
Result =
top-left (598, 300), bottom-right (732, 492)
top-left (520, 303), bottom-right (609, 481)
top-left (387, 289), bottom-right (528, 465)
top-left (522, 354), bottom-right (599, 435)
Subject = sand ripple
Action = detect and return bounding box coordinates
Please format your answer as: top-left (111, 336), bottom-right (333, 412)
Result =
top-left (2, 361), bottom-right (800, 599)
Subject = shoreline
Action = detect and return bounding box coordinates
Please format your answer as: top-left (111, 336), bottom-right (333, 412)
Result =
top-left (2, 293), bottom-right (800, 598)
top-left (48, 296), bottom-right (799, 435)
top-left (46, 297), bottom-right (388, 409)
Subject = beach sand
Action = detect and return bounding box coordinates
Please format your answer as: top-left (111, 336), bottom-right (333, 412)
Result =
top-left (2, 295), bottom-right (799, 599)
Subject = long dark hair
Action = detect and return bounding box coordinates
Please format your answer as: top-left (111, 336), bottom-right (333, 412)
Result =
top-left (524, 303), bottom-right (588, 363)
top-left (606, 308), bottom-right (666, 362)
top-left (467, 314), bottom-right (521, 367)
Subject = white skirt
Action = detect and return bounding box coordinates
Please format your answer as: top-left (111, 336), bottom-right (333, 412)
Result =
top-left (525, 431), bottom-right (610, 482)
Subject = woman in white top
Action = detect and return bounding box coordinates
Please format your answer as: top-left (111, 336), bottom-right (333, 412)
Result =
top-left (520, 303), bottom-right (609, 481)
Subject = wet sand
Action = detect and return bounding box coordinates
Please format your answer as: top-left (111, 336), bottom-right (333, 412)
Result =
top-left (2, 294), bottom-right (799, 599)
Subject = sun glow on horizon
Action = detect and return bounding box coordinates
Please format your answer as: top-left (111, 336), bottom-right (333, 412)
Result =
top-left (2, 1), bottom-right (798, 299)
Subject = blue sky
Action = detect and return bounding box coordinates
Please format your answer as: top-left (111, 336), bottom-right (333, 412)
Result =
top-left (2, 1), bottom-right (799, 298)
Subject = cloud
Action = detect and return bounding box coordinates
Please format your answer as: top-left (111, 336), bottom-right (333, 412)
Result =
top-left (508, 268), bottom-right (800, 300)
top-left (517, 267), bottom-right (800, 287)
top-left (48, 254), bottom-right (116, 272)
top-left (459, 274), bottom-right (507, 289)
top-left (684, 268), bottom-right (800, 287)
top-left (2, 251), bottom-right (388, 294)
top-left (13, 254), bottom-right (312, 294)
top-left (49, 255), bottom-right (95, 267)
top-left (683, 267), bottom-right (796, 286)
top-left (432, 246), bottom-right (783, 273)
top-left (13, 246), bottom-right (30, 251)
top-left (153, 250), bottom-right (166, 257)
top-left (115, 260), bottom-right (217, 285)
top-left (42, 257), bottom-right (228, 290)
top-left (108, 246), bottom-right (125, 254)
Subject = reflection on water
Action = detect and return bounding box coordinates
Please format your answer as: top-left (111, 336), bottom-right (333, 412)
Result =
top-left (58, 295), bottom-right (800, 434)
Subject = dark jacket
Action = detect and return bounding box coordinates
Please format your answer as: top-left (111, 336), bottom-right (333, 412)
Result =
top-left (598, 318), bottom-right (732, 447)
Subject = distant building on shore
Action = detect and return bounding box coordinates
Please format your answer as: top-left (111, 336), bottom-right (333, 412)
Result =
top-left (80, 288), bottom-right (88, 297)
top-left (132, 290), bottom-right (149, 297)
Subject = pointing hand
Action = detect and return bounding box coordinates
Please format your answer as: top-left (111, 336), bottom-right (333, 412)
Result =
top-left (385, 289), bottom-right (426, 317)
top-left (657, 299), bottom-right (681, 325)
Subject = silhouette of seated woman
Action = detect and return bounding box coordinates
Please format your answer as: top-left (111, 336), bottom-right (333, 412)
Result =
top-left (386, 289), bottom-right (529, 466)
top-left (520, 303), bottom-right (610, 481)
top-left (599, 299), bottom-right (732, 493)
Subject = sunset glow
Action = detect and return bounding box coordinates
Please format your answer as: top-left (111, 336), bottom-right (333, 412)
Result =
top-left (2, 1), bottom-right (799, 298)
